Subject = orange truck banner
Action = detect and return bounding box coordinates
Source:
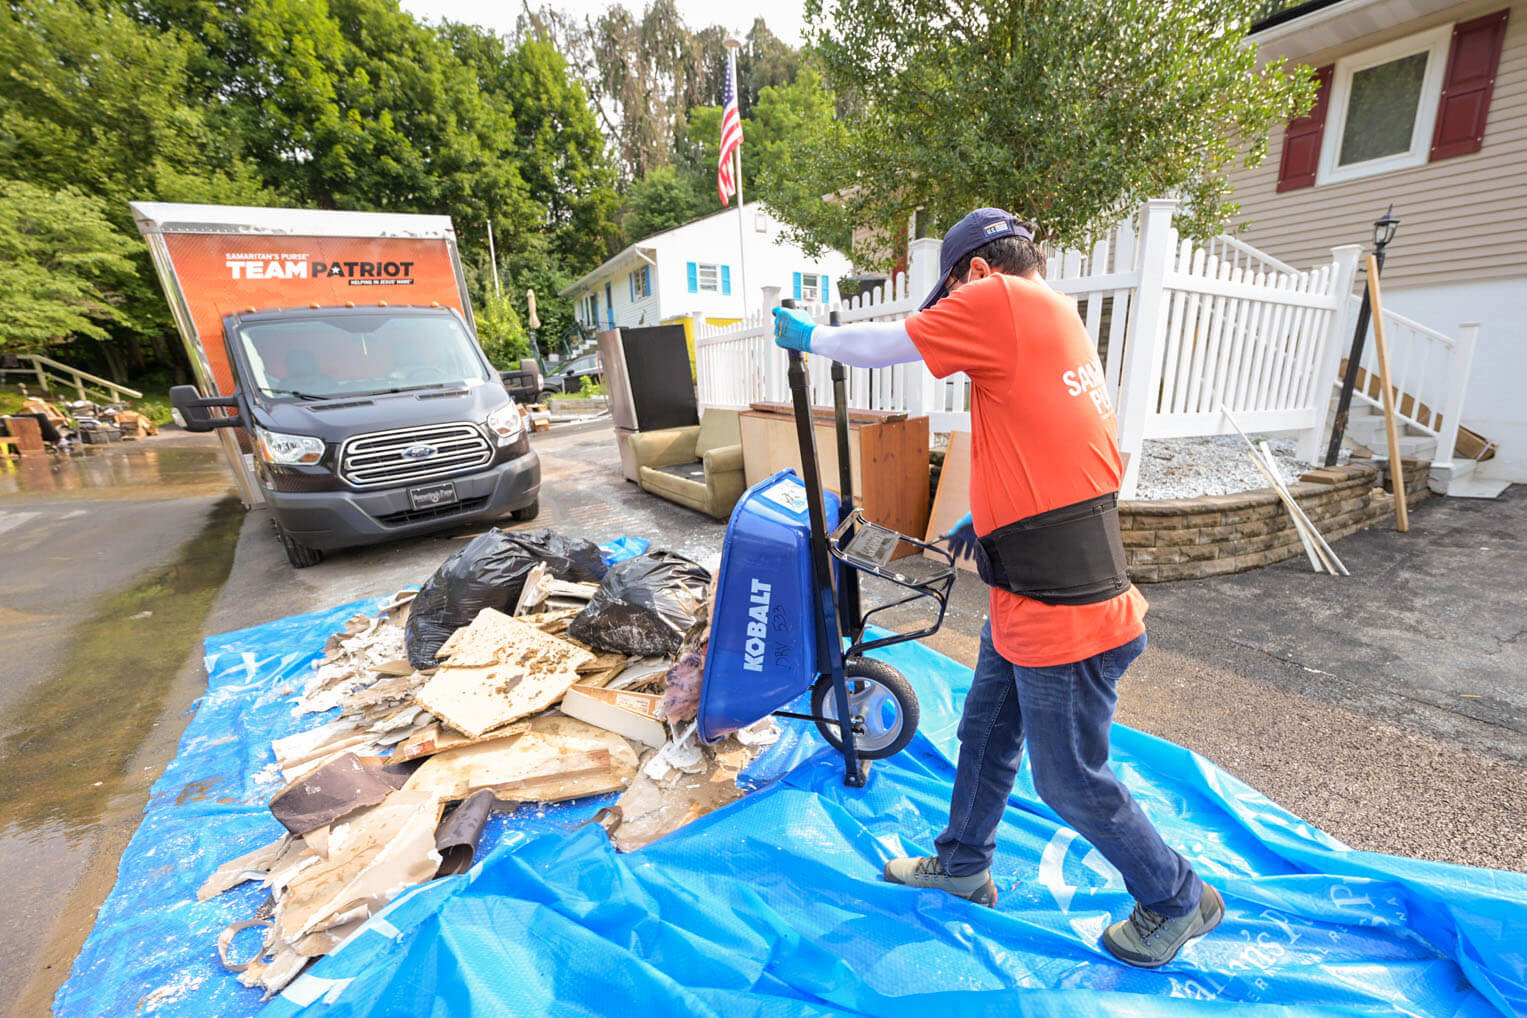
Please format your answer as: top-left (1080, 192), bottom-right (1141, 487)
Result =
top-left (160, 233), bottom-right (469, 394)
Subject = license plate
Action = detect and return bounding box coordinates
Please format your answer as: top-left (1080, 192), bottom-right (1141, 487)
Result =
top-left (408, 481), bottom-right (458, 510)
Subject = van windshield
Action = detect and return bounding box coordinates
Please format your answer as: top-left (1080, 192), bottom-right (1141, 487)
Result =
top-left (235, 312), bottom-right (491, 400)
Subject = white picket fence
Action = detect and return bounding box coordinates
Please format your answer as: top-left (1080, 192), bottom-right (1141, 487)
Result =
top-left (694, 196), bottom-right (1475, 496)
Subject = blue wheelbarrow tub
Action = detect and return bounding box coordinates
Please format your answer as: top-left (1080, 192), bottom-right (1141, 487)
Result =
top-left (697, 470), bottom-right (839, 743)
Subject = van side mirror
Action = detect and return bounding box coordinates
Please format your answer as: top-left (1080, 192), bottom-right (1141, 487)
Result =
top-left (171, 385), bottom-right (244, 432)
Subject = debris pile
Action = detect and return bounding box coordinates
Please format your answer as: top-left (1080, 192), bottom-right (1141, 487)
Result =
top-left (199, 538), bottom-right (775, 999)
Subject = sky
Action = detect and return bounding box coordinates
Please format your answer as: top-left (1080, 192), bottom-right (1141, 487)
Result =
top-left (399, 0), bottom-right (807, 46)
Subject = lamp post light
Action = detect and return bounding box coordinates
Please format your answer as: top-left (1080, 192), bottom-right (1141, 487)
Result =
top-left (1324, 205), bottom-right (1401, 467)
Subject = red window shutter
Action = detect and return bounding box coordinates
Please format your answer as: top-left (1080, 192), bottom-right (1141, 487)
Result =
top-left (1431, 9), bottom-right (1510, 162)
top-left (1277, 64), bottom-right (1334, 192)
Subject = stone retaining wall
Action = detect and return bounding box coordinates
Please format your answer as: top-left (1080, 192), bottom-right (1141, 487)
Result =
top-left (1120, 459), bottom-right (1431, 582)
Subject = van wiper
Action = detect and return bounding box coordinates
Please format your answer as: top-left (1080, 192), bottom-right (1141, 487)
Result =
top-left (268, 388), bottom-right (340, 401)
top-left (349, 383), bottom-right (463, 397)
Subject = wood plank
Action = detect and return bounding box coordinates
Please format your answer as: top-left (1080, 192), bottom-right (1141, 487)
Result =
top-left (746, 401), bottom-right (906, 424)
top-left (857, 415), bottom-right (930, 557)
top-left (923, 430), bottom-right (977, 574)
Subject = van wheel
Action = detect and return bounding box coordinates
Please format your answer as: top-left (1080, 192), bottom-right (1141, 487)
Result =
top-left (510, 497), bottom-right (540, 522)
top-left (276, 523), bottom-right (324, 568)
top-left (810, 658), bottom-right (919, 760)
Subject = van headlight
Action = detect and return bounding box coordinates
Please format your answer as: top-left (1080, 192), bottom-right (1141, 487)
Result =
top-left (486, 401), bottom-right (525, 445)
top-left (255, 426), bottom-right (325, 465)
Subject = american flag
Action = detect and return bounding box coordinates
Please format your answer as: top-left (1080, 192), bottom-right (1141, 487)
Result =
top-left (717, 56), bottom-right (744, 206)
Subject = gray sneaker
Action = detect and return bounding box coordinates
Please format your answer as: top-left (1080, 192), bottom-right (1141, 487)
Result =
top-left (1102, 884), bottom-right (1225, 968)
top-left (883, 856), bottom-right (998, 907)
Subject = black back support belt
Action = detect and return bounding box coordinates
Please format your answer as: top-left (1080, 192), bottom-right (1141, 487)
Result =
top-left (974, 491), bottom-right (1131, 606)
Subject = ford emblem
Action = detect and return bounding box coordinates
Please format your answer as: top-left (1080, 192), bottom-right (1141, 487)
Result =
top-left (402, 443), bottom-right (438, 460)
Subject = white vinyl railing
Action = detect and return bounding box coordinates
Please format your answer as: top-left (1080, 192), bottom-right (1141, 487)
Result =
top-left (1339, 296), bottom-right (1478, 468)
top-left (695, 197), bottom-right (1476, 495)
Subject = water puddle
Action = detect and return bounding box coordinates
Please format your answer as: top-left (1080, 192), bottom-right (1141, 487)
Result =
top-left (0, 495), bottom-right (243, 841)
top-left (0, 439), bottom-right (234, 500)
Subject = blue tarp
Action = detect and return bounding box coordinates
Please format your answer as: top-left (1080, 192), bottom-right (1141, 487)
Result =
top-left (57, 601), bottom-right (1527, 1017)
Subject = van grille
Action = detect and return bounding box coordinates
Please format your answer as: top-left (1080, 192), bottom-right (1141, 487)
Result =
top-left (339, 422), bottom-right (492, 488)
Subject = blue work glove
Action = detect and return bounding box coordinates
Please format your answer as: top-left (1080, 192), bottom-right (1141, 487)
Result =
top-left (944, 512), bottom-right (977, 561)
top-left (772, 306), bottom-right (817, 352)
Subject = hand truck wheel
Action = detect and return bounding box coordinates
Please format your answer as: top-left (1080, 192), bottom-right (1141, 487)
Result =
top-left (810, 658), bottom-right (919, 760)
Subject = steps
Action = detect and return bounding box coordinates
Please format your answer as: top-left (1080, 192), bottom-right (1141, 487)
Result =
top-left (1338, 403), bottom-right (1506, 498)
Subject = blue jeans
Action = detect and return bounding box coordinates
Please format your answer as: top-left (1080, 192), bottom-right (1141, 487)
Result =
top-left (934, 622), bottom-right (1204, 917)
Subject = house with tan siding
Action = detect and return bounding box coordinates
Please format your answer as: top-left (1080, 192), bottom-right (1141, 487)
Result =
top-left (1226, 0), bottom-right (1526, 483)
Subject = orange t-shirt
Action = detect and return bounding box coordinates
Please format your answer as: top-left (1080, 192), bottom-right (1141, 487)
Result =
top-left (905, 273), bottom-right (1148, 667)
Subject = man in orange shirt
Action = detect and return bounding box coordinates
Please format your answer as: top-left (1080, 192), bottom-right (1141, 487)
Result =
top-left (772, 208), bottom-right (1222, 968)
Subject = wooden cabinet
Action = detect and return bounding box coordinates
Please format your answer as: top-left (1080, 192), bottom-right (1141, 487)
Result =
top-left (739, 404), bottom-right (930, 552)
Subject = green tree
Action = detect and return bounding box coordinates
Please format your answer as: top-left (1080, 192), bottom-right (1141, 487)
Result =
top-left (475, 290), bottom-right (530, 367)
top-left (795, 0), bottom-right (1316, 261)
top-left (0, 180), bottom-right (139, 352)
top-left (622, 165), bottom-right (712, 239)
top-left (0, 0), bottom-right (268, 377)
top-left (444, 26), bottom-right (621, 269)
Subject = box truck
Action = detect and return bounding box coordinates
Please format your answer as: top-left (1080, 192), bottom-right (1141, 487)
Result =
top-left (132, 202), bottom-right (541, 568)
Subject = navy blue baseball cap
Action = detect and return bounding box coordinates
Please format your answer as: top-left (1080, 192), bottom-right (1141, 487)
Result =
top-left (919, 208), bottom-right (1035, 310)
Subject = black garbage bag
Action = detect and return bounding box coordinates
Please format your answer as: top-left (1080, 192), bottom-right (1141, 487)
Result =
top-left (404, 528), bottom-right (607, 668)
top-left (567, 551), bottom-right (712, 656)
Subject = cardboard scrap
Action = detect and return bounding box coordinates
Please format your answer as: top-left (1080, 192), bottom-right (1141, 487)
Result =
top-left (561, 685), bottom-right (667, 749)
top-left (403, 715), bottom-right (639, 803)
top-left (417, 608), bottom-right (593, 738)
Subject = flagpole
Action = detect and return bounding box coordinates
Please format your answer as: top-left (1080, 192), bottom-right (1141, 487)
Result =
top-left (724, 38), bottom-right (750, 320)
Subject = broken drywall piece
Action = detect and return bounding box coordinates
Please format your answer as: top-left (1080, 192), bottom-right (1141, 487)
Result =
top-left (403, 715), bottom-right (638, 803)
top-left (278, 790), bottom-right (443, 943)
top-left (513, 562), bottom-right (552, 615)
top-left (303, 825), bottom-right (330, 860)
top-left (387, 720), bottom-right (531, 765)
top-left (271, 721), bottom-right (366, 774)
top-left (288, 795), bottom-right (442, 943)
top-left (641, 722), bottom-right (705, 781)
top-left (605, 656), bottom-right (670, 691)
top-left (611, 739), bottom-right (752, 852)
top-left (416, 608), bottom-right (593, 738)
top-left (269, 753), bottom-right (398, 836)
top-left (238, 943), bottom-right (308, 1000)
top-left (198, 833), bottom-right (292, 902)
top-left (560, 684), bottom-right (667, 749)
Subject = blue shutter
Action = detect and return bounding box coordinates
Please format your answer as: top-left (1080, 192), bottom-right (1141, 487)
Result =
top-left (687, 262), bottom-right (698, 293)
top-left (793, 272), bottom-right (802, 300)
top-left (643, 266), bottom-right (651, 295)
top-left (821, 274), bottom-right (830, 301)
top-left (605, 283), bottom-right (614, 327)
top-left (629, 273), bottom-right (634, 301)
top-left (721, 265), bottom-right (731, 296)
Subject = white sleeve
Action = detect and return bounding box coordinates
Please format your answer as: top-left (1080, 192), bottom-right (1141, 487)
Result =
top-left (809, 320), bottom-right (921, 369)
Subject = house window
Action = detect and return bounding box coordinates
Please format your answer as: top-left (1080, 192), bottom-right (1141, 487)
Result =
top-left (697, 263), bottom-right (720, 292)
top-left (629, 265), bottom-right (651, 298)
top-left (1319, 25), bottom-right (1451, 185)
top-left (799, 272), bottom-right (820, 301)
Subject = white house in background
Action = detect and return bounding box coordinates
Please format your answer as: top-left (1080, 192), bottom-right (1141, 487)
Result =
top-left (560, 202), bottom-right (853, 336)
top-left (1227, 0), bottom-right (1526, 482)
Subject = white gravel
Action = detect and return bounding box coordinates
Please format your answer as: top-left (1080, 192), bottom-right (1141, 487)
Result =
top-left (1132, 435), bottom-right (1317, 501)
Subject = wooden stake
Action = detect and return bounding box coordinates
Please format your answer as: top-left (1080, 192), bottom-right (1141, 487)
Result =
top-left (1365, 254), bottom-right (1409, 532)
